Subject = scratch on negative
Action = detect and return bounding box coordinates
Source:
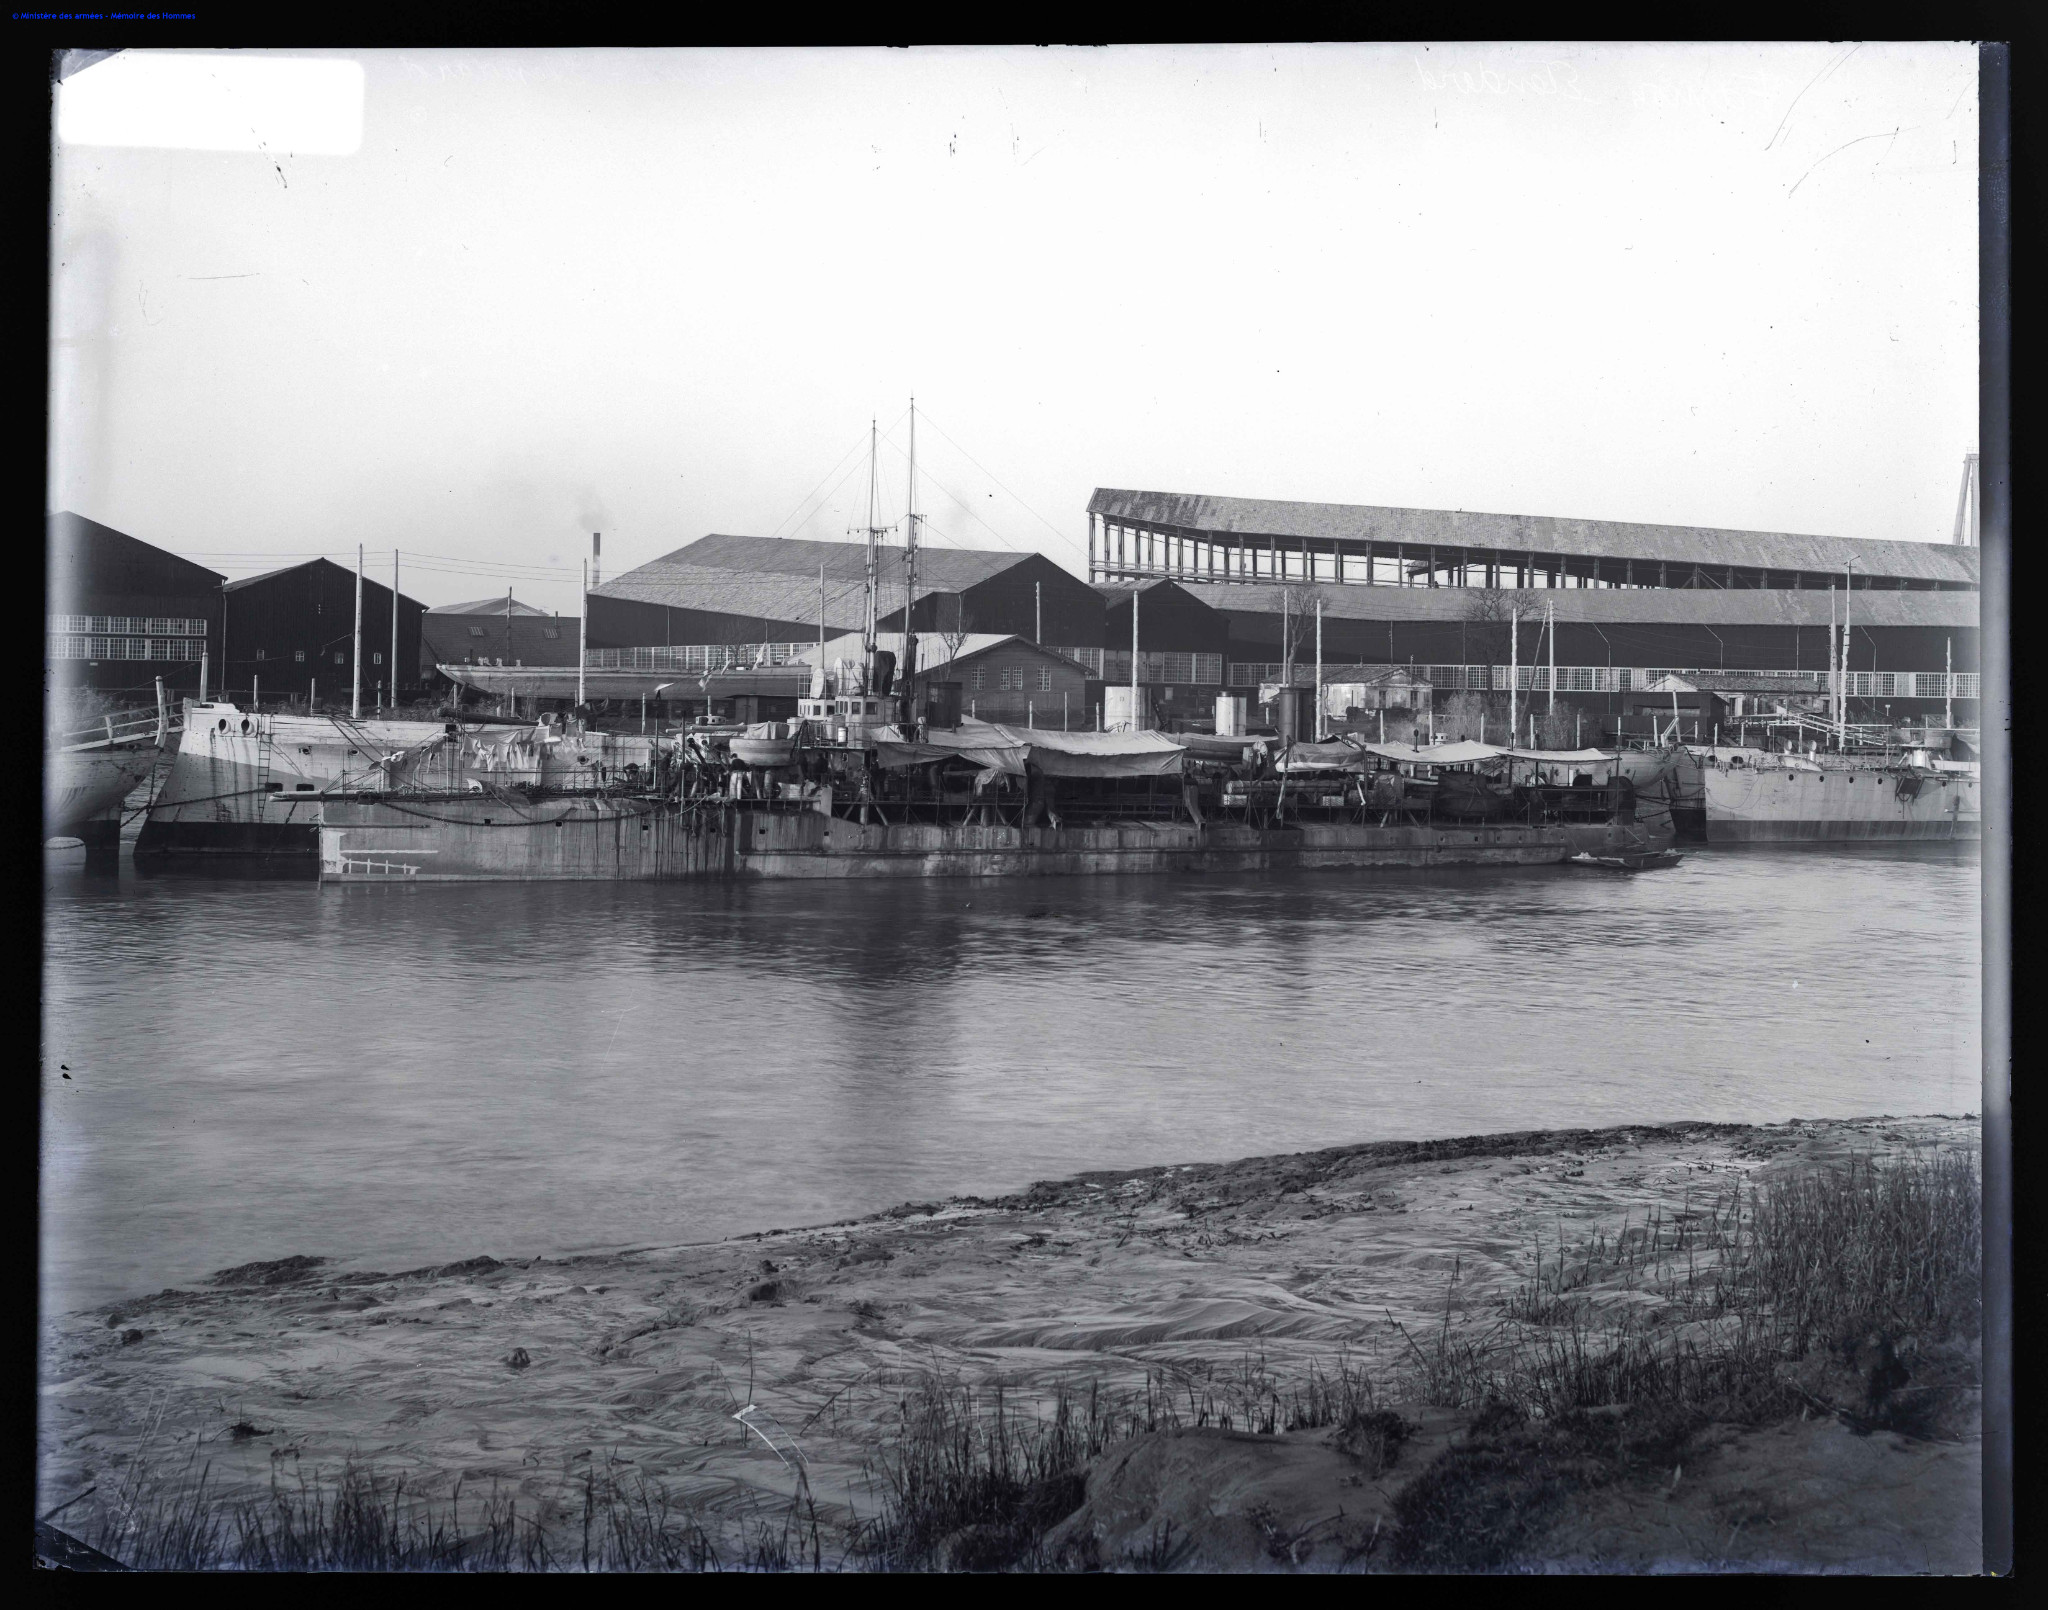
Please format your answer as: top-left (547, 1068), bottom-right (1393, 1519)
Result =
top-left (1765, 43), bottom-right (1861, 153)
top-left (1787, 127), bottom-right (1903, 199)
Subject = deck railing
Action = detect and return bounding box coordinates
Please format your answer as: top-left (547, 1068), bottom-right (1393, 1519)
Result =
top-left (50, 706), bottom-right (182, 750)
top-left (583, 644), bottom-right (813, 672)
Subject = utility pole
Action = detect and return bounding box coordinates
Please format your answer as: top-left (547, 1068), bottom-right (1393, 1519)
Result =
top-left (1946, 636), bottom-right (1953, 731)
top-left (1509, 604), bottom-right (1518, 747)
top-left (1035, 581), bottom-right (1042, 644)
top-left (1130, 585), bottom-right (1140, 729)
top-left (1314, 594), bottom-right (1324, 741)
top-left (392, 550), bottom-right (401, 712)
top-left (578, 559), bottom-right (588, 711)
top-left (1280, 588), bottom-right (1292, 742)
top-left (352, 543), bottom-right (364, 718)
top-left (1546, 598), bottom-right (1556, 723)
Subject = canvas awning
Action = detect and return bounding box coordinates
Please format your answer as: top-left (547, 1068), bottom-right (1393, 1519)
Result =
top-left (877, 720), bottom-right (1185, 779)
top-left (1276, 739), bottom-right (1367, 772)
top-left (1177, 731), bottom-right (1270, 762)
top-left (1361, 740), bottom-right (1507, 767)
top-left (1506, 747), bottom-right (1617, 783)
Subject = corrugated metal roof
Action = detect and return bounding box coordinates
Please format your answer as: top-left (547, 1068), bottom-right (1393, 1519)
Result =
top-left (591, 534), bottom-right (1038, 623)
top-left (1089, 490), bottom-right (1980, 587)
top-left (799, 631), bottom-right (1082, 675)
top-left (1171, 581), bottom-right (1981, 630)
top-left (668, 532), bottom-right (1031, 587)
top-left (430, 596), bottom-right (551, 616)
top-left (593, 563), bottom-right (873, 627)
top-left (222, 559), bottom-right (319, 591)
top-left (599, 533), bottom-right (1032, 603)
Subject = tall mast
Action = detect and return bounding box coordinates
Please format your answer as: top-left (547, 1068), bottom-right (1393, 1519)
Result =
top-left (903, 396), bottom-right (919, 726)
top-left (1509, 604), bottom-right (1518, 745)
top-left (1547, 598), bottom-right (1556, 721)
top-left (862, 418), bottom-right (880, 683)
top-left (1839, 561), bottom-right (1852, 746)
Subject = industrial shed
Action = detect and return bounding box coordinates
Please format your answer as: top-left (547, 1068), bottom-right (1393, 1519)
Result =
top-left (1088, 488), bottom-right (1982, 593)
top-left (1173, 581), bottom-right (1980, 684)
top-left (221, 558), bottom-right (427, 706)
top-left (586, 533), bottom-right (1106, 651)
top-left (422, 598), bottom-right (580, 671)
top-left (803, 631), bottom-right (1090, 728)
top-left (46, 511), bottom-right (224, 696)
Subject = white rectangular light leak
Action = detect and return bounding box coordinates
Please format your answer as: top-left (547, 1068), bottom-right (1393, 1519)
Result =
top-left (57, 53), bottom-right (364, 155)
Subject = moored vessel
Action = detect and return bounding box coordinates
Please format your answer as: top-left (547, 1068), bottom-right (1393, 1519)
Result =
top-left (1690, 746), bottom-right (1979, 843)
top-left (45, 694), bottom-right (175, 848)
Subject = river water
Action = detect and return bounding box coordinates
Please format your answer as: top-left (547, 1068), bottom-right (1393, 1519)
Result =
top-left (41, 846), bottom-right (1980, 1313)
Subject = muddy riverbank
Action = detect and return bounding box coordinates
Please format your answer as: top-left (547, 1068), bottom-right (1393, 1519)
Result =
top-left (38, 1113), bottom-right (1981, 1572)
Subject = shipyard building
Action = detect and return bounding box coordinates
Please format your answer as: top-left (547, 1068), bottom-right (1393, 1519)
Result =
top-left (46, 512), bottom-right (224, 698)
top-left (221, 559), bottom-right (427, 707)
top-left (437, 489), bottom-right (1980, 740)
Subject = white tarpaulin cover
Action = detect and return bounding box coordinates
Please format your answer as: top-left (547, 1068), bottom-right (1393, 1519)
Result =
top-left (877, 720), bottom-right (1185, 779)
top-left (1506, 747), bottom-right (1617, 784)
top-left (1361, 740), bottom-right (1507, 767)
top-left (1504, 748), bottom-right (1615, 763)
top-left (1277, 740), bottom-right (1367, 772)
top-left (1178, 732), bottom-right (1269, 762)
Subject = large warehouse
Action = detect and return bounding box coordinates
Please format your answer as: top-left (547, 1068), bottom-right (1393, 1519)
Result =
top-left (541, 493), bottom-right (1977, 730)
top-left (587, 533), bottom-right (1102, 650)
top-left (46, 511), bottom-right (224, 698)
top-left (1086, 488), bottom-right (1980, 594)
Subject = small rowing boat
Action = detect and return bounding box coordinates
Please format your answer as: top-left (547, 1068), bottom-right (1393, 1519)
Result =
top-left (1568, 848), bottom-right (1685, 871)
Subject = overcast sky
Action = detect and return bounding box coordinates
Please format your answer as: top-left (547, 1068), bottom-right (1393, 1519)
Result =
top-left (51, 43), bottom-right (1979, 615)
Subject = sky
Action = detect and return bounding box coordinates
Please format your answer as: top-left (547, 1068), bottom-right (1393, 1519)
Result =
top-left (50, 43), bottom-right (1980, 616)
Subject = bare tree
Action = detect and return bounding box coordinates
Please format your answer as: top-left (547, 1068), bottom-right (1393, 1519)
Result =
top-left (1276, 585), bottom-right (1320, 681)
top-left (1461, 585), bottom-right (1538, 666)
top-left (936, 595), bottom-right (973, 662)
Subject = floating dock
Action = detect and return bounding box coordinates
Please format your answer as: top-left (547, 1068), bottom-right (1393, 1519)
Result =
top-left (317, 797), bottom-right (1581, 883)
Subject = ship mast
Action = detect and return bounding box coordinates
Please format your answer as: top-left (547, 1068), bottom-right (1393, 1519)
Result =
top-left (861, 418), bottom-right (882, 690)
top-left (902, 396), bottom-right (920, 729)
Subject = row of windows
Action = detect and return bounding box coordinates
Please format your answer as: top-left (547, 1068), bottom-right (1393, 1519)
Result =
top-left (49, 636), bottom-right (389, 667)
top-left (466, 624), bottom-right (561, 639)
top-left (48, 614), bottom-right (208, 638)
top-left (971, 666), bottom-right (1056, 691)
top-left (47, 636), bottom-right (204, 661)
top-left (252, 649), bottom-right (383, 665)
top-left (802, 699), bottom-right (885, 718)
top-left (1053, 650), bottom-right (1228, 685)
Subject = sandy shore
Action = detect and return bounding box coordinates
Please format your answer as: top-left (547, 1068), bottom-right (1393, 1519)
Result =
top-left (39, 1113), bottom-right (1981, 1571)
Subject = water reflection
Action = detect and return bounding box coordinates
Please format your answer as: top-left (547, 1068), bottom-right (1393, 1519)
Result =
top-left (42, 847), bottom-right (1980, 1310)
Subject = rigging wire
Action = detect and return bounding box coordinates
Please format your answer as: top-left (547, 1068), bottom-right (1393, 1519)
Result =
top-left (910, 406), bottom-right (1093, 564)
